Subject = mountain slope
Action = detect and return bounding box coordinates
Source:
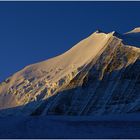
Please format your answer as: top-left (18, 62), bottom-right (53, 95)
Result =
top-left (0, 28), bottom-right (140, 116)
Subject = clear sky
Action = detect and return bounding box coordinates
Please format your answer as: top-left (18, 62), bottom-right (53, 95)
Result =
top-left (0, 1), bottom-right (140, 82)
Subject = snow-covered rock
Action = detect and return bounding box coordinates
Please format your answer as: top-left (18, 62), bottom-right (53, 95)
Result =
top-left (0, 27), bottom-right (140, 116)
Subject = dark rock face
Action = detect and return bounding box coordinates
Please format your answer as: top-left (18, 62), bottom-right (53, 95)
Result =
top-left (43, 61), bottom-right (140, 116)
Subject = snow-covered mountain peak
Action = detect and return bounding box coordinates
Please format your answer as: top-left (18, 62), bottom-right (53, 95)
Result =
top-left (95, 29), bottom-right (116, 35)
top-left (95, 29), bottom-right (104, 33)
top-left (0, 28), bottom-right (140, 116)
top-left (0, 30), bottom-right (114, 110)
top-left (131, 27), bottom-right (140, 32)
top-left (122, 27), bottom-right (140, 48)
top-left (125, 27), bottom-right (140, 34)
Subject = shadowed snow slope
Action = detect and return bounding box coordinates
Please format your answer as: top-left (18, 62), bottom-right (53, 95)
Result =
top-left (0, 28), bottom-right (140, 116)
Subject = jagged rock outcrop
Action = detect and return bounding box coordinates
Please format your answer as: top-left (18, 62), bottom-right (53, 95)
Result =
top-left (0, 28), bottom-right (140, 116)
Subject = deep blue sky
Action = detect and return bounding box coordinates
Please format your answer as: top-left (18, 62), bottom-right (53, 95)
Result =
top-left (0, 1), bottom-right (140, 82)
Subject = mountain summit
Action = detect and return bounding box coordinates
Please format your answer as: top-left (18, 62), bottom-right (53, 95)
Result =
top-left (0, 28), bottom-right (140, 116)
top-left (126, 27), bottom-right (140, 34)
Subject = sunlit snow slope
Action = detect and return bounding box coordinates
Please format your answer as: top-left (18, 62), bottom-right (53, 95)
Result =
top-left (0, 28), bottom-right (140, 116)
